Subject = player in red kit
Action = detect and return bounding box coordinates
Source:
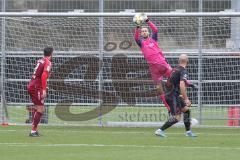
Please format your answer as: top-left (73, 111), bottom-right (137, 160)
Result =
top-left (27, 47), bottom-right (53, 137)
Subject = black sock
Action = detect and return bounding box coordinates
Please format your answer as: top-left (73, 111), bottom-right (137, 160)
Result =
top-left (184, 110), bottom-right (191, 131)
top-left (160, 117), bottom-right (178, 131)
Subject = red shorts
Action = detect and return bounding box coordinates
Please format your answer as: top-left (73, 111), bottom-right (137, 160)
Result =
top-left (149, 61), bottom-right (172, 84)
top-left (27, 80), bottom-right (44, 106)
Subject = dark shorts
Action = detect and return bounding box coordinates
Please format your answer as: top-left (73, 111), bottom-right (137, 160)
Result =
top-left (165, 93), bottom-right (186, 116)
top-left (27, 80), bottom-right (44, 106)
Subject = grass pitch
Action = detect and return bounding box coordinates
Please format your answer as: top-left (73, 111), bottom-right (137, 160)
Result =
top-left (0, 126), bottom-right (240, 160)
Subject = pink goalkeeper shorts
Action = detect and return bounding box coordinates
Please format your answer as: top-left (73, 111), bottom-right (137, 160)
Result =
top-left (149, 61), bottom-right (172, 84)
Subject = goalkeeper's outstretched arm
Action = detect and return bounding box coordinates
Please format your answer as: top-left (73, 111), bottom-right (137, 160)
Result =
top-left (147, 20), bottom-right (158, 41)
top-left (134, 26), bottom-right (141, 47)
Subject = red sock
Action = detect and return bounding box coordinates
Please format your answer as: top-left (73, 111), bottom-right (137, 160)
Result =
top-left (228, 107), bottom-right (234, 126)
top-left (160, 94), bottom-right (170, 111)
top-left (31, 108), bottom-right (37, 123)
top-left (32, 112), bottom-right (43, 131)
top-left (233, 107), bottom-right (240, 126)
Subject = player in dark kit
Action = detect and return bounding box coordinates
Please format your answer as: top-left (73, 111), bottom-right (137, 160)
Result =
top-left (27, 47), bottom-right (53, 137)
top-left (155, 54), bottom-right (197, 137)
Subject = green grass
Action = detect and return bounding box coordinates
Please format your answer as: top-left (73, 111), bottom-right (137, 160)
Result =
top-left (7, 105), bottom-right (231, 126)
top-left (0, 126), bottom-right (240, 160)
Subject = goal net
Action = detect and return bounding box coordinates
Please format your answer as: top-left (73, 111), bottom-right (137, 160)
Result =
top-left (0, 13), bottom-right (240, 126)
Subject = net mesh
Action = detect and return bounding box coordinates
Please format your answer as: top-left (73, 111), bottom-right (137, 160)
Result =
top-left (0, 16), bottom-right (239, 126)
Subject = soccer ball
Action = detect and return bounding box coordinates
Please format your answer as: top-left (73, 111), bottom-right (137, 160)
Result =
top-left (133, 13), bottom-right (144, 25)
top-left (191, 118), bottom-right (199, 126)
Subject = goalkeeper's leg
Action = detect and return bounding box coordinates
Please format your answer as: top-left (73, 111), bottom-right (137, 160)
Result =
top-left (156, 83), bottom-right (170, 111)
top-left (149, 62), bottom-right (172, 111)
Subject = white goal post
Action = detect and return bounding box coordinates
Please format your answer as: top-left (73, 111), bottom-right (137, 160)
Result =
top-left (0, 12), bottom-right (240, 127)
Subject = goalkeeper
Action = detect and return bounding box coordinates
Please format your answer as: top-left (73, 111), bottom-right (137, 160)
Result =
top-left (133, 13), bottom-right (172, 111)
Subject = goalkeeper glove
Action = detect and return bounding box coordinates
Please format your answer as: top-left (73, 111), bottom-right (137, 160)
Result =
top-left (140, 13), bottom-right (149, 23)
top-left (133, 13), bottom-right (149, 26)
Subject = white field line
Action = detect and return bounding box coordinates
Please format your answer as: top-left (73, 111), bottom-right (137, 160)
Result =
top-left (0, 142), bottom-right (240, 151)
top-left (1, 129), bottom-right (240, 136)
top-left (44, 131), bottom-right (240, 136)
top-left (0, 130), bottom-right (16, 132)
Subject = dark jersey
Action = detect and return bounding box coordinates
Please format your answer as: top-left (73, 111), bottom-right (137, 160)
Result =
top-left (166, 65), bottom-right (188, 96)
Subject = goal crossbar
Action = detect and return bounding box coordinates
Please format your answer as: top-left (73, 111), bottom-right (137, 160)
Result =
top-left (0, 12), bottom-right (240, 17)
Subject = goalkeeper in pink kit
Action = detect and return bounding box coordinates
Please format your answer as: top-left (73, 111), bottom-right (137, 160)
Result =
top-left (134, 14), bottom-right (172, 111)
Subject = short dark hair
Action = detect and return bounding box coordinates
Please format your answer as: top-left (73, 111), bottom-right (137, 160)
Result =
top-left (44, 47), bottom-right (53, 56)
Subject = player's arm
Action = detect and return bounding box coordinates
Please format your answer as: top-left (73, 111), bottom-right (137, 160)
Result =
top-left (134, 26), bottom-right (142, 47)
top-left (140, 13), bottom-right (158, 34)
top-left (41, 71), bottom-right (48, 95)
top-left (180, 80), bottom-right (191, 107)
top-left (41, 62), bottom-right (51, 98)
top-left (185, 80), bottom-right (198, 89)
top-left (147, 20), bottom-right (158, 41)
top-left (180, 70), bottom-right (191, 107)
top-left (180, 81), bottom-right (189, 100)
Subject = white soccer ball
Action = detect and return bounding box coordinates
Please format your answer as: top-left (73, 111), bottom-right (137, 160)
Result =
top-left (191, 118), bottom-right (199, 126)
top-left (133, 13), bottom-right (144, 25)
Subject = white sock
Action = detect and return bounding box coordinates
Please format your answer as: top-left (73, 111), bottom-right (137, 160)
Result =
top-left (31, 130), bottom-right (37, 133)
top-left (156, 129), bottom-right (162, 132)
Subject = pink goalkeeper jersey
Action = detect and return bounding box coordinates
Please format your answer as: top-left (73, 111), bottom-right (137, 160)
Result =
top-left (134, 21), bottom-right (166, 64)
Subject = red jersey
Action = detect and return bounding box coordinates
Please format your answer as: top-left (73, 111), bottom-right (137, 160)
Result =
top-left (30, 57), bottom-right (52, 90)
